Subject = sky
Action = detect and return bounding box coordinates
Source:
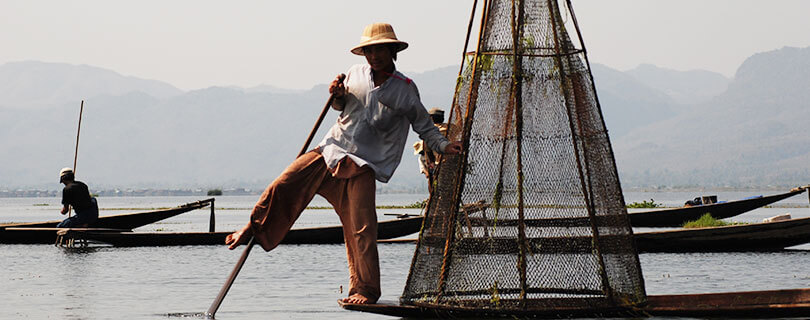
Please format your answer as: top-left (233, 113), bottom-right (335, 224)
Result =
top-left (2, 0), bottom-right (809, 91)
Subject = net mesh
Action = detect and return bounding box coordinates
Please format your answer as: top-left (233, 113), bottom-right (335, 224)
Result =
top-left (401, 0), bottom-right (646, 313)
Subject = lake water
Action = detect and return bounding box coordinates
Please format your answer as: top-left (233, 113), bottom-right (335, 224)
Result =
top-left (2, 191), bottom-right (809, 319)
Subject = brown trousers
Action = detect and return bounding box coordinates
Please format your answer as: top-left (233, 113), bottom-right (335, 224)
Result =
top-left (250, 150), bottom-right (380, 301)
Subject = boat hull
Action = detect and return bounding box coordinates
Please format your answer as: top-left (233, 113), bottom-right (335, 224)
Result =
top-left (628, 189), bottom-right (805, 227)
top-left (0, 198), bottom-right (214, 244)
top-left (45, 216), bottom-right (424, 246)
top-left (635, 216), bottom-right (810, 252)
top-left (339, 288), bottom-right (810, 318)
top-left (75, 214), bottom-right (808, 251)
top-left (404, 216), bottom-right (810, 254)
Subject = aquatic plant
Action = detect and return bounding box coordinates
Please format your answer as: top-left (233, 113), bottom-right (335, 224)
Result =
top-left (682, 213), bottom-right (747, 228)
top-left (626, 199), bottom-right (661, 208)
top-left (306, 200), bottom-right (427, 210)
top-left (378, 200), bottom-right (426, 209)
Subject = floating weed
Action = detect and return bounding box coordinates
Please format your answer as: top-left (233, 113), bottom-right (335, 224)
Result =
top-left (307, 202), bottom-right (426, 210)
top-left (626, 199), bottom-right (661, 208)
top-left (682, 213), bottom-right (748, 228)
top-left (165, 312), bottom-right (206, 318)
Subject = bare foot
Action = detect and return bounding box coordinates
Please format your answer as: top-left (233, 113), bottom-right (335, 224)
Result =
top-left (341, 293), bottom-right (374, 304)
top-left (225, 224), bottom-right (253, 250)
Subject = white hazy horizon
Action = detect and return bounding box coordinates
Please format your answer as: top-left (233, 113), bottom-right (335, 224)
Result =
top-left (2, 0), bottom-right (809, 91)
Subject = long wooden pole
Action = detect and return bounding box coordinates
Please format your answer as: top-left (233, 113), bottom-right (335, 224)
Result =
top-left (206, 75), bottom-right (345, 319)
top-left (435, 0), bottom-right (491, 302)
top-left (74, 100), bottom-right (84, 173)
top-left (68, 100), bottom-right (84, 218)
top-left (509, 0), bottom-right (528, 304)
top-left (546, 0), bottom-right (613, 299)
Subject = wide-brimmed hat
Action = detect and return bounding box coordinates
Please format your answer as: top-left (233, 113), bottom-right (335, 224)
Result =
top-left (350, 23), bottom-right (408, 56)
top-left (428, 108), bottom-right (445, 116)
top-left (59, 167), bottom-right (74, 182)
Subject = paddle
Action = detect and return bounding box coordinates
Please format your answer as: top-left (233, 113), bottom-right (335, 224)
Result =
top-left (67, 100), bottom-right (85, 218)
top-left (205, 74), bottom-right (345, 319)
top-left (73, 100), bottom-right (83, 178)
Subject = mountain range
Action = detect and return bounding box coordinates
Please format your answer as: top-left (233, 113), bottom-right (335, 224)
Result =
top-left (612, 46), bottom-right (810, 188)
top-left (1, 46), bottom-right (808, 191)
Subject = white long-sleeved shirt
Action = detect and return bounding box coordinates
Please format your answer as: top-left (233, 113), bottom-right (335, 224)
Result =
top-left (318, 64), bottom-right (450, 183)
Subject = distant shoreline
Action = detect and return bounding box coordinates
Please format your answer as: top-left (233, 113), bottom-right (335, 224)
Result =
top-left (0, 187), bottom-right (425, 198)
top-left (1, 185), bottom-right (804, 198)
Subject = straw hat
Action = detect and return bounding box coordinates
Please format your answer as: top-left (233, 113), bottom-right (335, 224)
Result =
top-left (350, 23), bottom-right (408, 56)
top-left (59, 167), bottom-right (74, 182)
top-left (428, 108), bottom-right (445, 116)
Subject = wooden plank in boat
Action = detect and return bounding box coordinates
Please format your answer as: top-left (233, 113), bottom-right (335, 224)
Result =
top-left (338, 299), bottom-right (640, 318)
top-left (338, 300), bottom-right (432, 318)
top-left (645, 288), bottom-right (810, 317)
top-left (0, 198), bottom-right (214, 231)
top-left (339, 288), bottom-right (810, 318)
top-left (48, 216), bottom-right (424, 247)
top-left (6, 227), bottom-right (131, 232)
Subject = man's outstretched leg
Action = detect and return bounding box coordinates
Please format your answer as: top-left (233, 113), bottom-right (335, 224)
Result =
top-left (226, 151), bottom-right (330, 251)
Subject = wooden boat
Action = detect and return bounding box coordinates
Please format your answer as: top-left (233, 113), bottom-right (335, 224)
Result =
top-left (339, 210), bottom-right (810, 318)
top-left (635, 215), bottom-right (810, 252)
top-left (47, 215), bottom-right (424, 247)
top-left (382, 214), bottom-right (810, 253)
top-left (52, 214), bottom-right (810, 252)
top-left (629, 188), bottom-right (806, 227)
top-left (644, 287), bottom-right (810, 317)
top-left (9, 193), bottom-right (808, 251)
top-left (0, 198), bottom-right (214, 244)
top-left (339, 287), bottom-right (810, 318)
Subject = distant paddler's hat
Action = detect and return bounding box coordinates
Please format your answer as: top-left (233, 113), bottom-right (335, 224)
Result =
top-left (428, 108), bottom-right (444, 116)
top-left (413, 141), bottom-right (424, 155)
top-left (428, 107), bottom-right (445, 124)
top-left (350, 23), bottom-right (409, 56)
top-left (59, 167), bottom-right (74, 182)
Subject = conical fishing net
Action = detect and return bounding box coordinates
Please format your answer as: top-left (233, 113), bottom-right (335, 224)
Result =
top-left (401, 0), bottom-right (646, 313)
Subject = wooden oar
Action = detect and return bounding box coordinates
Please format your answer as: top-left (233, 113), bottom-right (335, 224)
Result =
top-left (73, 100), bottom-right (83, 176)
top-left (205, 74), bottom-right (345, 319)
top-left (68, 100), bottom-right (84, 218)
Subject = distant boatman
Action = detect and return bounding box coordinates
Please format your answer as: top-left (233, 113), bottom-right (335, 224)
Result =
top-left (57, 167), bottom-right (98, 228)
top-left (413, 107), bottom-right (448, 193)
top-left (225, 22), bottom-right (462, 305)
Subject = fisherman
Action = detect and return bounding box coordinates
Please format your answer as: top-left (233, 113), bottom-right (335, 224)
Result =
top-left (413, 108), bottom-right (447, 193)
top-left (225, 23), bottom-right (463, 305)
top-left (56, 167), bottom-right (98, 228)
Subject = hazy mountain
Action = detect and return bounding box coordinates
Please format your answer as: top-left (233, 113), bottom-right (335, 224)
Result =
top-left (0, 65), bottom-right (455, 191)
top-left (728, 46), bottom-right (810, 105)
top-left (626, 64), bottom-right (730, 106)
top-left (0, 61), bottom-right (183, 109)
top-left (241, 84), bottom-right (306, 94)
top-left (590, 63), bottom-right (677, 138)
top-left (2, 47), bottom-right (808, 191)
top-left (614, 46), bottom-right (810, 187)
top-left (408, 65), bottom-right (458, 110)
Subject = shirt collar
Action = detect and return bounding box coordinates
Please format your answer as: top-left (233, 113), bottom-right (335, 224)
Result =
top-left (366, 64), bottom-right (399, 89)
